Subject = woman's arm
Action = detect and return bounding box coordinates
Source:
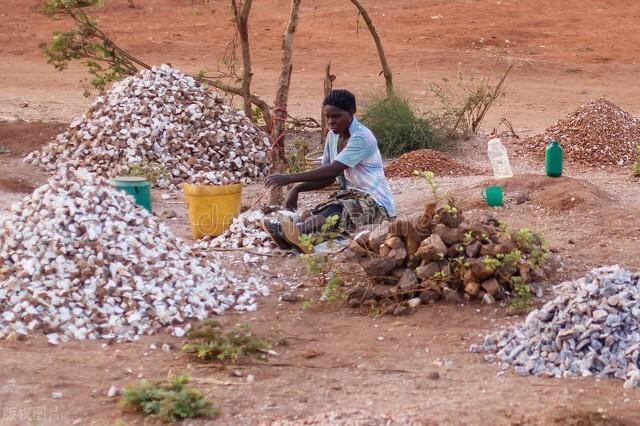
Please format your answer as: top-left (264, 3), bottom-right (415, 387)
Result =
top-left (265, 161), bottom-right (348, 188)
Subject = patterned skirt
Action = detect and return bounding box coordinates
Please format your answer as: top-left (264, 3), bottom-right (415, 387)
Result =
top-left (311, 189), bottom-right (391, 233)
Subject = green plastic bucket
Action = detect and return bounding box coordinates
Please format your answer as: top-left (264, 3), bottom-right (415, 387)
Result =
top-left (110, 176), bottom-right (152, 212)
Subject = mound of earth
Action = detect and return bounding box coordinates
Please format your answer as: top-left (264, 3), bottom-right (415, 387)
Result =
top-left (460, 174), bottom-right (616, 211)
top-left (385, 149), bottom-right (481, 178)
top-left (523, 98), bottom-right (640, 167)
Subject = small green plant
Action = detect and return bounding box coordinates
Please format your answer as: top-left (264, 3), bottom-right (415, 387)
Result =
top-left (40, 0), bottom-right (144, 93)
top-left (496, 249), bottom-right (522, 269)
top-left (181, 320), bottom-right (269, 364)
top-left (0, 145), bottom-right (10, 154)
top-left (633, 149), bottom-right (640, 177)
top-left (463, 231), bottom-right (474, 245)
top-left (128, 161), bottom-right (170, 184)
top-left (481, 256), bottom-right (501, 269)
top-left (414, 169), bottom-right (442, 203)
top-left (508, 277), bottom-right (531, 314)
top-left (442, 201), bottom-right (458, 215)
top-left (300, 215), bottom-right (344, 306)
top-left (498, 220), bottom-right (509, 232)
top-left (286, 140), bottom-right (308, 173)
top-left (361, 94), bottom-right (442, 157)
top-left (120, 374), bottom-right (218, 423)
top-left (432, 271), bottom-right (446, 281)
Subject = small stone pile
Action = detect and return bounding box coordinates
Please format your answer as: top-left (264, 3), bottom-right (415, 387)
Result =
top-left (26, 64), bottom-right (271, 187)
top-left (188, 170), bottom-right (240, 186)
top-left (384, 149), bottom-right (480, 178)
top-left (0, 170), bottom-right (269, 343)
top-left (193, 209), bottom-right (276, 255)
top-left (524, 98), bottom-right (640, 166)
top-left (347, 202), bottom-right (548, 314)
top-left (476, 266), bottom-right (640, 388)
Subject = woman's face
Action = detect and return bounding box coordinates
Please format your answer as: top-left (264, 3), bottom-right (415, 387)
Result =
top-left (323, 105), bottom-right (353, 135)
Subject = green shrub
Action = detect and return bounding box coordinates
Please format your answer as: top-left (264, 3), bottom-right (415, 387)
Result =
top-left (120, 374), bottom-right (218, 423)
top-left (181, 320), bottom-right (269, 363)
top-left (361, 94), bottom-right (441, 158)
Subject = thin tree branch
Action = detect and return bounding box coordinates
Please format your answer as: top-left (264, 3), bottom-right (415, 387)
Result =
top-left (349, 0), bottom-right (393, 96)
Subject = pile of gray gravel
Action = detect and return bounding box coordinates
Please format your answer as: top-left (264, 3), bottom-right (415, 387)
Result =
top-left (475, 265), bottom-right (640, 388)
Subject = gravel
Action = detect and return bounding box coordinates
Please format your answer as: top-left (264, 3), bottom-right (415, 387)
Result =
top-left (477, 265), bottom-right (640, 388)
top-left (384, 149), bottom-right (481, 178)
top-left (524, 98), bottom-right (640, 167)
top-left (26, 64), bottom-right (271, 187)
top-left (0, 170), bottom-right (269, 343)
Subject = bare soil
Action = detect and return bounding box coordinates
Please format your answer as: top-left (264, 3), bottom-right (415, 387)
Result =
top-left (2, 1), bottom-right (640, 425)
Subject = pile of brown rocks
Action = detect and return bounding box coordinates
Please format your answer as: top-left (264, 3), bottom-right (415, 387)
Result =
top-left (347, 201), bottom-right (549, 314)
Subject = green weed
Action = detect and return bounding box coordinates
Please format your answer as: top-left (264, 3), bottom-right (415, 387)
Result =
top-left (120, 374), bottom-right (218, 423)
top-left (181, 320), bottom-right (269, 364)
top-left (508, 277), bottom-right (531, 314)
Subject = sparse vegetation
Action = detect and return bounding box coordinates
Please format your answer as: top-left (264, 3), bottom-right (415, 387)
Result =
top-left (508, 276), bottom-right (531, 314)
top-left (120, 374), bottom-right (219, 423)
top-left (40, 0), bottom-right (148, 93)
top-left (285, 140), bottom-right (308, 173)
top-left (181, 320), bottom-right (269, 364)
top-left (299, 215), bottom-right (345, 306)
top-left (361, 94), bottom-right (441, 157)
top-left (427, 63), bottom-right (512, 140)
top-left (633, 149), bottom-right (640, 176)
top-left (413, 169), bottom-right (442, 203)
top-left (128, 161), bottom-right (170, 184)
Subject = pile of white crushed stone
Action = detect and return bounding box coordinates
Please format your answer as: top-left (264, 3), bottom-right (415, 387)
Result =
top-left (26, 64), bottom-right (271, 187)
top-left (0, 170), bottom-right (270, 343)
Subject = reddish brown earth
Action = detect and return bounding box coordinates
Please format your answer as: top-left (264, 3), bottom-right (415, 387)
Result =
top-left (2, 1), bottom-right (640, 425)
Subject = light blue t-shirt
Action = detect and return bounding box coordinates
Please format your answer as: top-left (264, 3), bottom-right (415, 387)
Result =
top-left (322, 117), bottom-right (396, 217)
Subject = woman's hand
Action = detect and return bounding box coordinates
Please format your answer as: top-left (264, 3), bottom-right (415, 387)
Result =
top-left (264, 174), bottom-right (292, 189)
top-left (284, 187), bottom-right (299, 211)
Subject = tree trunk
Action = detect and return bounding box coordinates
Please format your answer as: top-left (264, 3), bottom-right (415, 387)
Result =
top-left (320, 62), bottom-right (336, 144)
top-left (231, 0), bottom-right (253, 120)
top-left (269, 0), bottom-right (303, 205)
top-left (349, 0), bottom-right (393, 96)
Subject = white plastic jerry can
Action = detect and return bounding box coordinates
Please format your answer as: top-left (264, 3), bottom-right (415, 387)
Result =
top-left (487, 137), bottom-right (514, 178)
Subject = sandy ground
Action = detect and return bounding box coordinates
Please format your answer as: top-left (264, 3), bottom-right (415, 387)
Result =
top-left (2, 1), bottom-right (640, 425)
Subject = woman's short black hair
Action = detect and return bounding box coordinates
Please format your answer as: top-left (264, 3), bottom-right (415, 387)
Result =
top-left (323, 89), bottom-right (356, 113)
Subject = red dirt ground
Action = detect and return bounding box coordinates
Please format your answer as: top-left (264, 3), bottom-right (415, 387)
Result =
top-left (2, 1), bottom-right (640, 425)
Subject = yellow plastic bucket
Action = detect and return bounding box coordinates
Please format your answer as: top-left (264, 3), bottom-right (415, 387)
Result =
top-left (183, 183), bottom-right (242, 239)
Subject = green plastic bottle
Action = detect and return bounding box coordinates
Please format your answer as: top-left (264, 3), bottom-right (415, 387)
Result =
top-left (546, 140), bottom-right (563, 177)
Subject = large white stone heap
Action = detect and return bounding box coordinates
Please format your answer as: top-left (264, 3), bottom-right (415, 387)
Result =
top-left (0, 170), bottom-right (270, 343)
top-left (26, 64), bottom-right (271, 187)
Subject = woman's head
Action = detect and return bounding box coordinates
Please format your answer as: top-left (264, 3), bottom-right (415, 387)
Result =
top-left (323, 90), bottom-right (356, 135)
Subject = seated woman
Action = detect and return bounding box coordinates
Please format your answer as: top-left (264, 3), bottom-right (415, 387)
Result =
top-left (263, 89), bottom-right (396, 252)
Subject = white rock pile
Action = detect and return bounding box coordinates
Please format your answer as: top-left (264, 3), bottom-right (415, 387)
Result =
top-left (26, 64), bottom-right (271, 187)
top-left (0, 170), bottom-right (269, 343)
top-left (193, 209), bottom-right (276, 255)
top-left (188, 170), bottom-right (240, 186)
top-left (476, 265), bottom-right (640, 388)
